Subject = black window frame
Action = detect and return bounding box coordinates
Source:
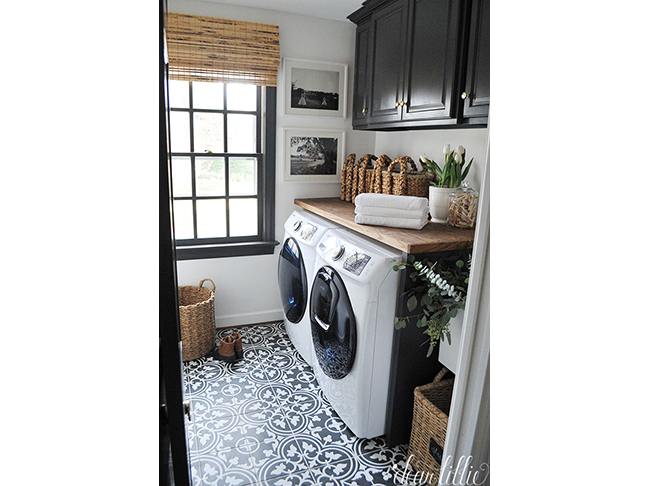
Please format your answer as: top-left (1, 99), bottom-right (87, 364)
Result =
top-left (168, 82), bottom-right (278, 260)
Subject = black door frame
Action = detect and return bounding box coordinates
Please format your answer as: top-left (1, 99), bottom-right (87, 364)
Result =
top-left (160, 0), bottom-right (192, 484)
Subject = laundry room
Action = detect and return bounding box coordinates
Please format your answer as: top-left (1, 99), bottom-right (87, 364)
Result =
top-left (162, 0), bottom-right (490, 485)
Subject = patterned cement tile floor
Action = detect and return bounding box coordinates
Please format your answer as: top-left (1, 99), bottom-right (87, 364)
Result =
top-left (183, 320), bottom-right (415, 486)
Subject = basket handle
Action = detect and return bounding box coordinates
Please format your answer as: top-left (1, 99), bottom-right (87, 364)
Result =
top-left (356, 154), bottom-right (377, 198)
top-left (433, 366), bottom-right (450, 383)
top-left (198, 278), bottom-right (215, 292)
top-left (372, 155), bottom-right (391, 194)
top-left (342, 153), bottom-right (357, 202)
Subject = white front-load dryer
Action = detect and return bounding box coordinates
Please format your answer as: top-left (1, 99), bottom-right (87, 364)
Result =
top-left (277, 210), bottom-right (340, 366)
top-left (309, 228), bottom-right (401, 439)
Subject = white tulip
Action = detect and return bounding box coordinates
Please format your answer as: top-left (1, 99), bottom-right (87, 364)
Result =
top-left (443, 144), bottom-right (451, 155)
top-left (454, 152), bottom-right (463, 163)
top-left (457, 145), bottom-right (465, 155)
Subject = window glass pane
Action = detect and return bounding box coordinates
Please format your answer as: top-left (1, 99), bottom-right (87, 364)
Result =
top-left (170, 112), bottom-right (190, 152)
top-left (227, 114), bottom-right (256, 153)
top-left (197, 200), bottom-right (227, 238)
top-left (171, 156), bottom-right (192, 197)
top-left (193, 82), bottom-right (224, 110)
top-left (229, 198), bottom-right (258, 237)
top-left (196, 157), bottom-right (225, 196)
top-left (168, 80), bottom-right (189, 108)
top-left (226, 84), bottom-right (257, 111)
top-left (194, 113), bottom-right (224, 153)
top-left (172, 200), bottom-right (194, 239)
top-left (229, 158), bottom-right (257, 196)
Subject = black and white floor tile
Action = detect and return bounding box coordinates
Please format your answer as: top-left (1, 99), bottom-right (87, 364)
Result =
top-left (183, 321), bottom-right (416, 486)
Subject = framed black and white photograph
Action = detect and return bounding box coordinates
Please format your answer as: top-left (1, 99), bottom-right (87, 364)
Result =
top-left (283, 59), bottom-right (348, 118)
top-left (283, 128), bottom-right (346, 182)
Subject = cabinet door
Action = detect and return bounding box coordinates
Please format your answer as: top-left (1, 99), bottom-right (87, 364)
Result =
top-left (368, 0), bottom-right (408, 124)
top-left (352, 21), bottom-right (372, 125)
top-left (402, 0), bottom-right (460, 122)
top-left (462, 0), bottom-right (489, 119)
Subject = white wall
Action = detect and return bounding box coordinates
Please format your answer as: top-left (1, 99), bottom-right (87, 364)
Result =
top-left (169, 0), bottom-right (375, 326)
top-left (170, 0), bottom-right (489, 327)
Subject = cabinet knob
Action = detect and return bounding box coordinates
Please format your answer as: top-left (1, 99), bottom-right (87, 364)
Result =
top-left (461, 92), bottom-right (469, 100)
top-left (395, 102), bottom-right (399, 108)
top-left (362, 108), bottom-right (367, 114)
top-left (400, 100), bottom-right (406, 107)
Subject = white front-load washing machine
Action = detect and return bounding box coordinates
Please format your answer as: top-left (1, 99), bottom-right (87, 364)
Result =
top-left (277, 210), bottom-right (340, 366)
top-left (309, 228), bottom-right (401, 438)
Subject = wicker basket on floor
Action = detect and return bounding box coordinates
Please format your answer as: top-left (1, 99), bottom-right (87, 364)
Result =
top-left (408, 367), bottom-right (455, 485)
top-left (178, 278), bottom-right (216, 362)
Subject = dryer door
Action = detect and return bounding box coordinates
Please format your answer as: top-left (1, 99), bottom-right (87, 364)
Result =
top-left (310, 266), bottom-right (356, 379)
top-left (278, 237), bottom-right (308, 323)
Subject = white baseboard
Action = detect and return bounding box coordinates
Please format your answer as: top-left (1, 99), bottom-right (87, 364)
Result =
top-left (215, 309), bottom-right (284, 328)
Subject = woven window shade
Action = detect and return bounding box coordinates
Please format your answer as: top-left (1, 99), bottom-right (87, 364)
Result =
top-left (166, 12), bottom-right (280, 86)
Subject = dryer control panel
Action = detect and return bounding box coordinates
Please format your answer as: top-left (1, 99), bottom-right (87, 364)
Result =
top-left (317, 234), bottom-right (382, 280)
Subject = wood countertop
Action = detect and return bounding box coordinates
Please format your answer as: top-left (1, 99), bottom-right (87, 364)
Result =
top-left (294, 197), bottom-right (475, 254)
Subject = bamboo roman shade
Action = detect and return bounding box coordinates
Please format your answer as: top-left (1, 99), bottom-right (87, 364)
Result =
top-left (166, 12), bottom-right (280, 86)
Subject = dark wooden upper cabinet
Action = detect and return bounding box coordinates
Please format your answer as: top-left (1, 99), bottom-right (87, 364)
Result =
top-left (352, 21), bottom-right (372, 124)
top-left (402, 0), bottom-right (460, 123)
top-left (368, 0), bottom-right (408, 124)
top-left (349, 0), bottom-right (489, 130)
top-left (461, 0), bottom-right (490, 122)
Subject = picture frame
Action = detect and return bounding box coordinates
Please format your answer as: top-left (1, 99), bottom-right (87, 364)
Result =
top-left (283, 58), bottom-right (348, 118)
top-left (283, 128), bottom-right (346, 182)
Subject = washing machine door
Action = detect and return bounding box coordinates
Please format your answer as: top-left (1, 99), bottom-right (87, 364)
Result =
top-left (310, 266), bottom-right (356, 379)
top-left (278, 237), bottom-right (308, 323)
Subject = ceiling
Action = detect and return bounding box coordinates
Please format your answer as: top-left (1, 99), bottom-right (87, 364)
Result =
top-left (205, 0), bottom-right (365, 22)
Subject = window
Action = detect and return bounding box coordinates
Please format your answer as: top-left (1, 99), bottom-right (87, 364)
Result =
top-left (168, 80), bottom-right (277, 259)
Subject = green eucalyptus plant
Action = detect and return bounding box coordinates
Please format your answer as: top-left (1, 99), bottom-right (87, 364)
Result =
top-left (392, 251), bottom-right (472, 357)
top-left (420, 144), bottom-right (474, 188)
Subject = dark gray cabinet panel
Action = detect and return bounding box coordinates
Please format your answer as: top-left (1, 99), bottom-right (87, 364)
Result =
top-left (368, 0), bottom-right (408, 124)
top-left (461, 0), bottom-right (489, 121)
top-left (402, 0), bottom-right (459, 122)
top-left (353, 21), bottom-right (372, 123)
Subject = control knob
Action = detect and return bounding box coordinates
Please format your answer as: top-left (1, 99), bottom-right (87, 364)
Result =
top-left (332, 245), bottom-right (345, 261)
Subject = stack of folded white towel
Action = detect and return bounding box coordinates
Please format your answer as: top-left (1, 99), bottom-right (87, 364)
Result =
top-left (354, 193), bottom-right (430, 230)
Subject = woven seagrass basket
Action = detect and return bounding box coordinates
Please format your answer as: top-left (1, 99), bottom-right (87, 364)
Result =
top-left (178, 278), bottom-right (216, 362)
top-left (380, 155), bottom-right (434, 198)
top-left (408, 367), bottom-right (454, 485)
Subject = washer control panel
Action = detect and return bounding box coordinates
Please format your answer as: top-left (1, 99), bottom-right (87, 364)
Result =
top-left (343, 251), bottom-right (372, 276)
top-left (318, 234), bottom-right (378, 278)
top-left (300, 223), bottom-right (318, 242)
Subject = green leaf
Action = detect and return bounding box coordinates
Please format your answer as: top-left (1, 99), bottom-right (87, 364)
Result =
top-left (456, 260), bottom-right (464, 268)
top-left (407, 295), bottom-right (418, 312)
top-left (461, 159), bottom-right (473, 180)
top-left (426, 343), bottom-right (435, 357)
top-left (422, 294), bottom-right (432, 307)
top-left (447, 332), bottom-right (452, 346)
top-left (440, 312), bottom-right (451, 327)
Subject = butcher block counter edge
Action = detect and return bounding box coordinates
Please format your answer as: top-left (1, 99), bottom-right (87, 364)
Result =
top-left (294, 197), bottom-right (474, 254)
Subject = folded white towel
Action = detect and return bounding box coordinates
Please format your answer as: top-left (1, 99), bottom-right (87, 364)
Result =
top-left (355, 214), bottom-right (428, 230)
top-left (355, 205), bottom-right (429, 220)
top-left (354, 193), bottom-right (428, 211)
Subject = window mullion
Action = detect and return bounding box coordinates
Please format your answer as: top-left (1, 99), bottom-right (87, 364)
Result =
top-left (188, 81), bottom-right (198, 240)
top-left (223, 84), bottom-right (231, 238)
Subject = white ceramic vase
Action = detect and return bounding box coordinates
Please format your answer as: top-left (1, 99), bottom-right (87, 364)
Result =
top-left (428, 186), bottom-right (455, 223)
